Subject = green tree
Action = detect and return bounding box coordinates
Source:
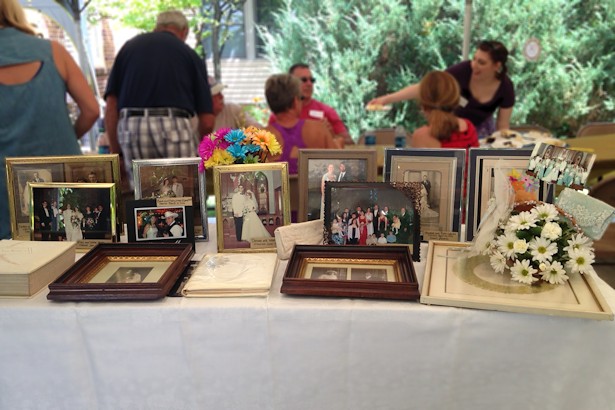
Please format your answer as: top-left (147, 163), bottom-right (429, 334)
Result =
top-left (260, 0), bottom-right (614, 139)
top-left (88, 0), bottom-right (246, 80)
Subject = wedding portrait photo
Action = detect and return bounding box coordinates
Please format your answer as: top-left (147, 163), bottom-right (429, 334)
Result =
top-left (214, 163), bottom-right (290, 252)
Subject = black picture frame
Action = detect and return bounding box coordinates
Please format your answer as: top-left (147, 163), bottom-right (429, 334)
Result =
top-left (126, 199), bottom-right (195, 249)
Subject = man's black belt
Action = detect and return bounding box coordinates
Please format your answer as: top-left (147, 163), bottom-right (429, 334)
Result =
top-left (121, 108), bottom-right (192, 119)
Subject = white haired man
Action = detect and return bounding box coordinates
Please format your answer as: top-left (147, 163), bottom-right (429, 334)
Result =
top-left (104, 10), bottom-right (215, 180)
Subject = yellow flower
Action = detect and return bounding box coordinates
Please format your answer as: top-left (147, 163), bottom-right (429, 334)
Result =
top-left (248, 128), bottom-right (282, 156)
top-left (204, 148), bottom-right (235, 168)
top-left (509, 169), bottom-right (522, 180)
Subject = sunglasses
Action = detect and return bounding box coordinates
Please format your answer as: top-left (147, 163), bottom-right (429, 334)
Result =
top-left (300, 77), bottom-right (316, 83)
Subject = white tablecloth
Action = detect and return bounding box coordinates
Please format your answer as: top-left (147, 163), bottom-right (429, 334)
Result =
top-left (1, 233), bottom-right (615, 410)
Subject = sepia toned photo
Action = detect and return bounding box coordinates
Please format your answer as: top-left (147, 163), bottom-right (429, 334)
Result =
top-left (6, 155), bottom-right (121, 240)
top-left (132, 158), bottom-right (208, 240)
top-left (384, 148), bottom-right (465, 239)
top-left (298, 149), bottom-right (377, 222)
top-left (30, 182), bottom-right (116, 251)
top-left (281, 245), bottom-right (419, 300)
top-left (106, 267), bottom-right (153, 284)
top-left (214, 163), bottom-right (290, 253)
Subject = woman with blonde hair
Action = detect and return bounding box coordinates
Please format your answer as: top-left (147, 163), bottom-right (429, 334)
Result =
top-left (0, 0), bottom-right (99, 239)
top-left (411, 71), bottom-right (479, 150)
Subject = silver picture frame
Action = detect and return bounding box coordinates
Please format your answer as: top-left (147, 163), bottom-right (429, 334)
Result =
top-left (132, 157), bottom-right (209, 241)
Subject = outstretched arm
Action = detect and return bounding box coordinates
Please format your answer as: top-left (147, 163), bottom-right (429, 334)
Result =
top-left (51, 41), bottom-right (99, 138)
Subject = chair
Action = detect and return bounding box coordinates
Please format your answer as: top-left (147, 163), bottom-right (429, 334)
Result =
top-left (510, 124), bottom-right (552, 135)
top-left (588, 176), bottom-right (615, 263)
top-left (357, 128), bottom-right (399, 145)
top-left (576, 122), bottom-right (615, 138)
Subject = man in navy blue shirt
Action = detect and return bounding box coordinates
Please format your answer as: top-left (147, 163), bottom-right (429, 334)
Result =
top-left (104, 10), bottom-right (214, 180)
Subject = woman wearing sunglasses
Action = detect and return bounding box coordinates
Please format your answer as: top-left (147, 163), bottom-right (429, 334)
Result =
top-left (369, 40), bottom-right (514, 139)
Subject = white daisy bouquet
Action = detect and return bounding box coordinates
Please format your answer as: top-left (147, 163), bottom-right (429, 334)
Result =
top-left (485, 201), bottom-right (595, 285)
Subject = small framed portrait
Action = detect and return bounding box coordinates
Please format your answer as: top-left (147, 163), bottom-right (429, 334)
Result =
top-left (47, 243), bottom-right (194, 301)
top-left (297, 149), bottom-right (378, 222)
top-left (213, 163), bottom-right (290, 253)
top-left (281, 245), bottom-right (419, 300)
top-left (527, 142), bottom-right (596, 190)
top-left (29, 182), bottom-right (117, 251)
top-left (6, 155), bottom-right (121, 240)
top-left (132, 158), bottom-right (208, 240)
top-left (466, 148), bottom-right (554, 241)
top-left (323, 181), bottom-right (421, 261)
top-left (126, 198), bottom-right (195, 247)
top-left (384, 148), bottom-right (465, 240)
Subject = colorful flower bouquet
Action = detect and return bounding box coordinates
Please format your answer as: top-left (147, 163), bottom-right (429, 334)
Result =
top-left (198, 126), bottom-right (281, 172)
top-left (484, 201), bottom-right (595, 285)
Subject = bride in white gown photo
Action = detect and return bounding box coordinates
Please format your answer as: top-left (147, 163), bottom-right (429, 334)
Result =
top-left (241, 190), bottom-right (271, 242)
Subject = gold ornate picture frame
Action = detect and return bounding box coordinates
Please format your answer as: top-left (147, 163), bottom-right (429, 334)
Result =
top-left (6, 155), bottom-right (121, 240)
top-left (213, 163), bottom-right (290, 253)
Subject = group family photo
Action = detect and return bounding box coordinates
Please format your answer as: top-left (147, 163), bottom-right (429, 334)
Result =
top-left (31, 186), bottom-right (113, 243)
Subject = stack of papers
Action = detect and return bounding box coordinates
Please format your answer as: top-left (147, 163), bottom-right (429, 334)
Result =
top-left (182, 253), bottom-right (278, 297)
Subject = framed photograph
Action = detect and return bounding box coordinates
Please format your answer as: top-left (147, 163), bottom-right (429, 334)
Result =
top-left (29, 182), bottom-right (117, 251)
top-left (281, 245), bottom-right (419, 300)
top-left (47, 243), bottom-right (194, 301)
top-left (126, 198), bottom-right (195, 247)
top-left (421, 241), bottom-right (613, 320)
top-left (132, 158), bottom-right (208, 240)
top-left (384, 148), bottom-right (465, 240)
top-left (6, 155), bottom-right (121, 241)
top-left (466, 148), bottom-right (554, 241)
top-left (527, 142), bottom-right (597, 190)
top-left (297, 149), bottom-right (377, 222)
top-left (213, 163), bottom-right (291, 253)
top-left (323, 181), bottom-right (421, 261)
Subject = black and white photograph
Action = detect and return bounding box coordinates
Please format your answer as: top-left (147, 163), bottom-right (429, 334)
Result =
top-left (310, 266), bottom-right (348, 280)
top-left (106, 267), bottom-right (153, 284)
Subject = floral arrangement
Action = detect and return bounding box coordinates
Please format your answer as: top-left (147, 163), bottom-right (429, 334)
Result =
top-left (485, 201), bottom-right (595, 285)
top-left (70, 213), bottom-right (83, 229)
top-left (198, 126), bottom-right (281, 172)
top-left (508, 168), bottom-right (539, 202)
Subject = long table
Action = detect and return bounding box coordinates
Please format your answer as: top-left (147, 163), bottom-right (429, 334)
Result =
top-left (1, 235), bottom-right (615, 409)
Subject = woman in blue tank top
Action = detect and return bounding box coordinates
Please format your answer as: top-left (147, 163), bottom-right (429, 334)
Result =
top-left (0, 0), bottom-right (99, 239)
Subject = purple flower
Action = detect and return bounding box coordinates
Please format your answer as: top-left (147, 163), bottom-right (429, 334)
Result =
top-left (198, 137), bottom-right (215, 160)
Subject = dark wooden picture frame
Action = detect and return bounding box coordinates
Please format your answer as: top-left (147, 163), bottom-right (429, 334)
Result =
top-left (281, 245), bottom-right (419, 300)
top-left (47, 243), bottom-right (194, 301)
top-left (297, 149), bottom-right (378, 222)
top-left (323, 181), bottom-right (421, 261)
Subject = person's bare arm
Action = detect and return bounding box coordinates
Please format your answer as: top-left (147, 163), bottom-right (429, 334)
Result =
top-left (197, 113), bottom-right (215, 137)
top-left (51, 41), bottom-right (99, 138)
top-left (368, 83), bottom-right (420, 106)
top-left (496, 107), bottom-right (513, 130)
top-left (104, 95), bottom-right (121, 155)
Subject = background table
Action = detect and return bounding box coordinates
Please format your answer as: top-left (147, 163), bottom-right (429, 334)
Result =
top-left (1, 233), bottom-right (615, 410)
